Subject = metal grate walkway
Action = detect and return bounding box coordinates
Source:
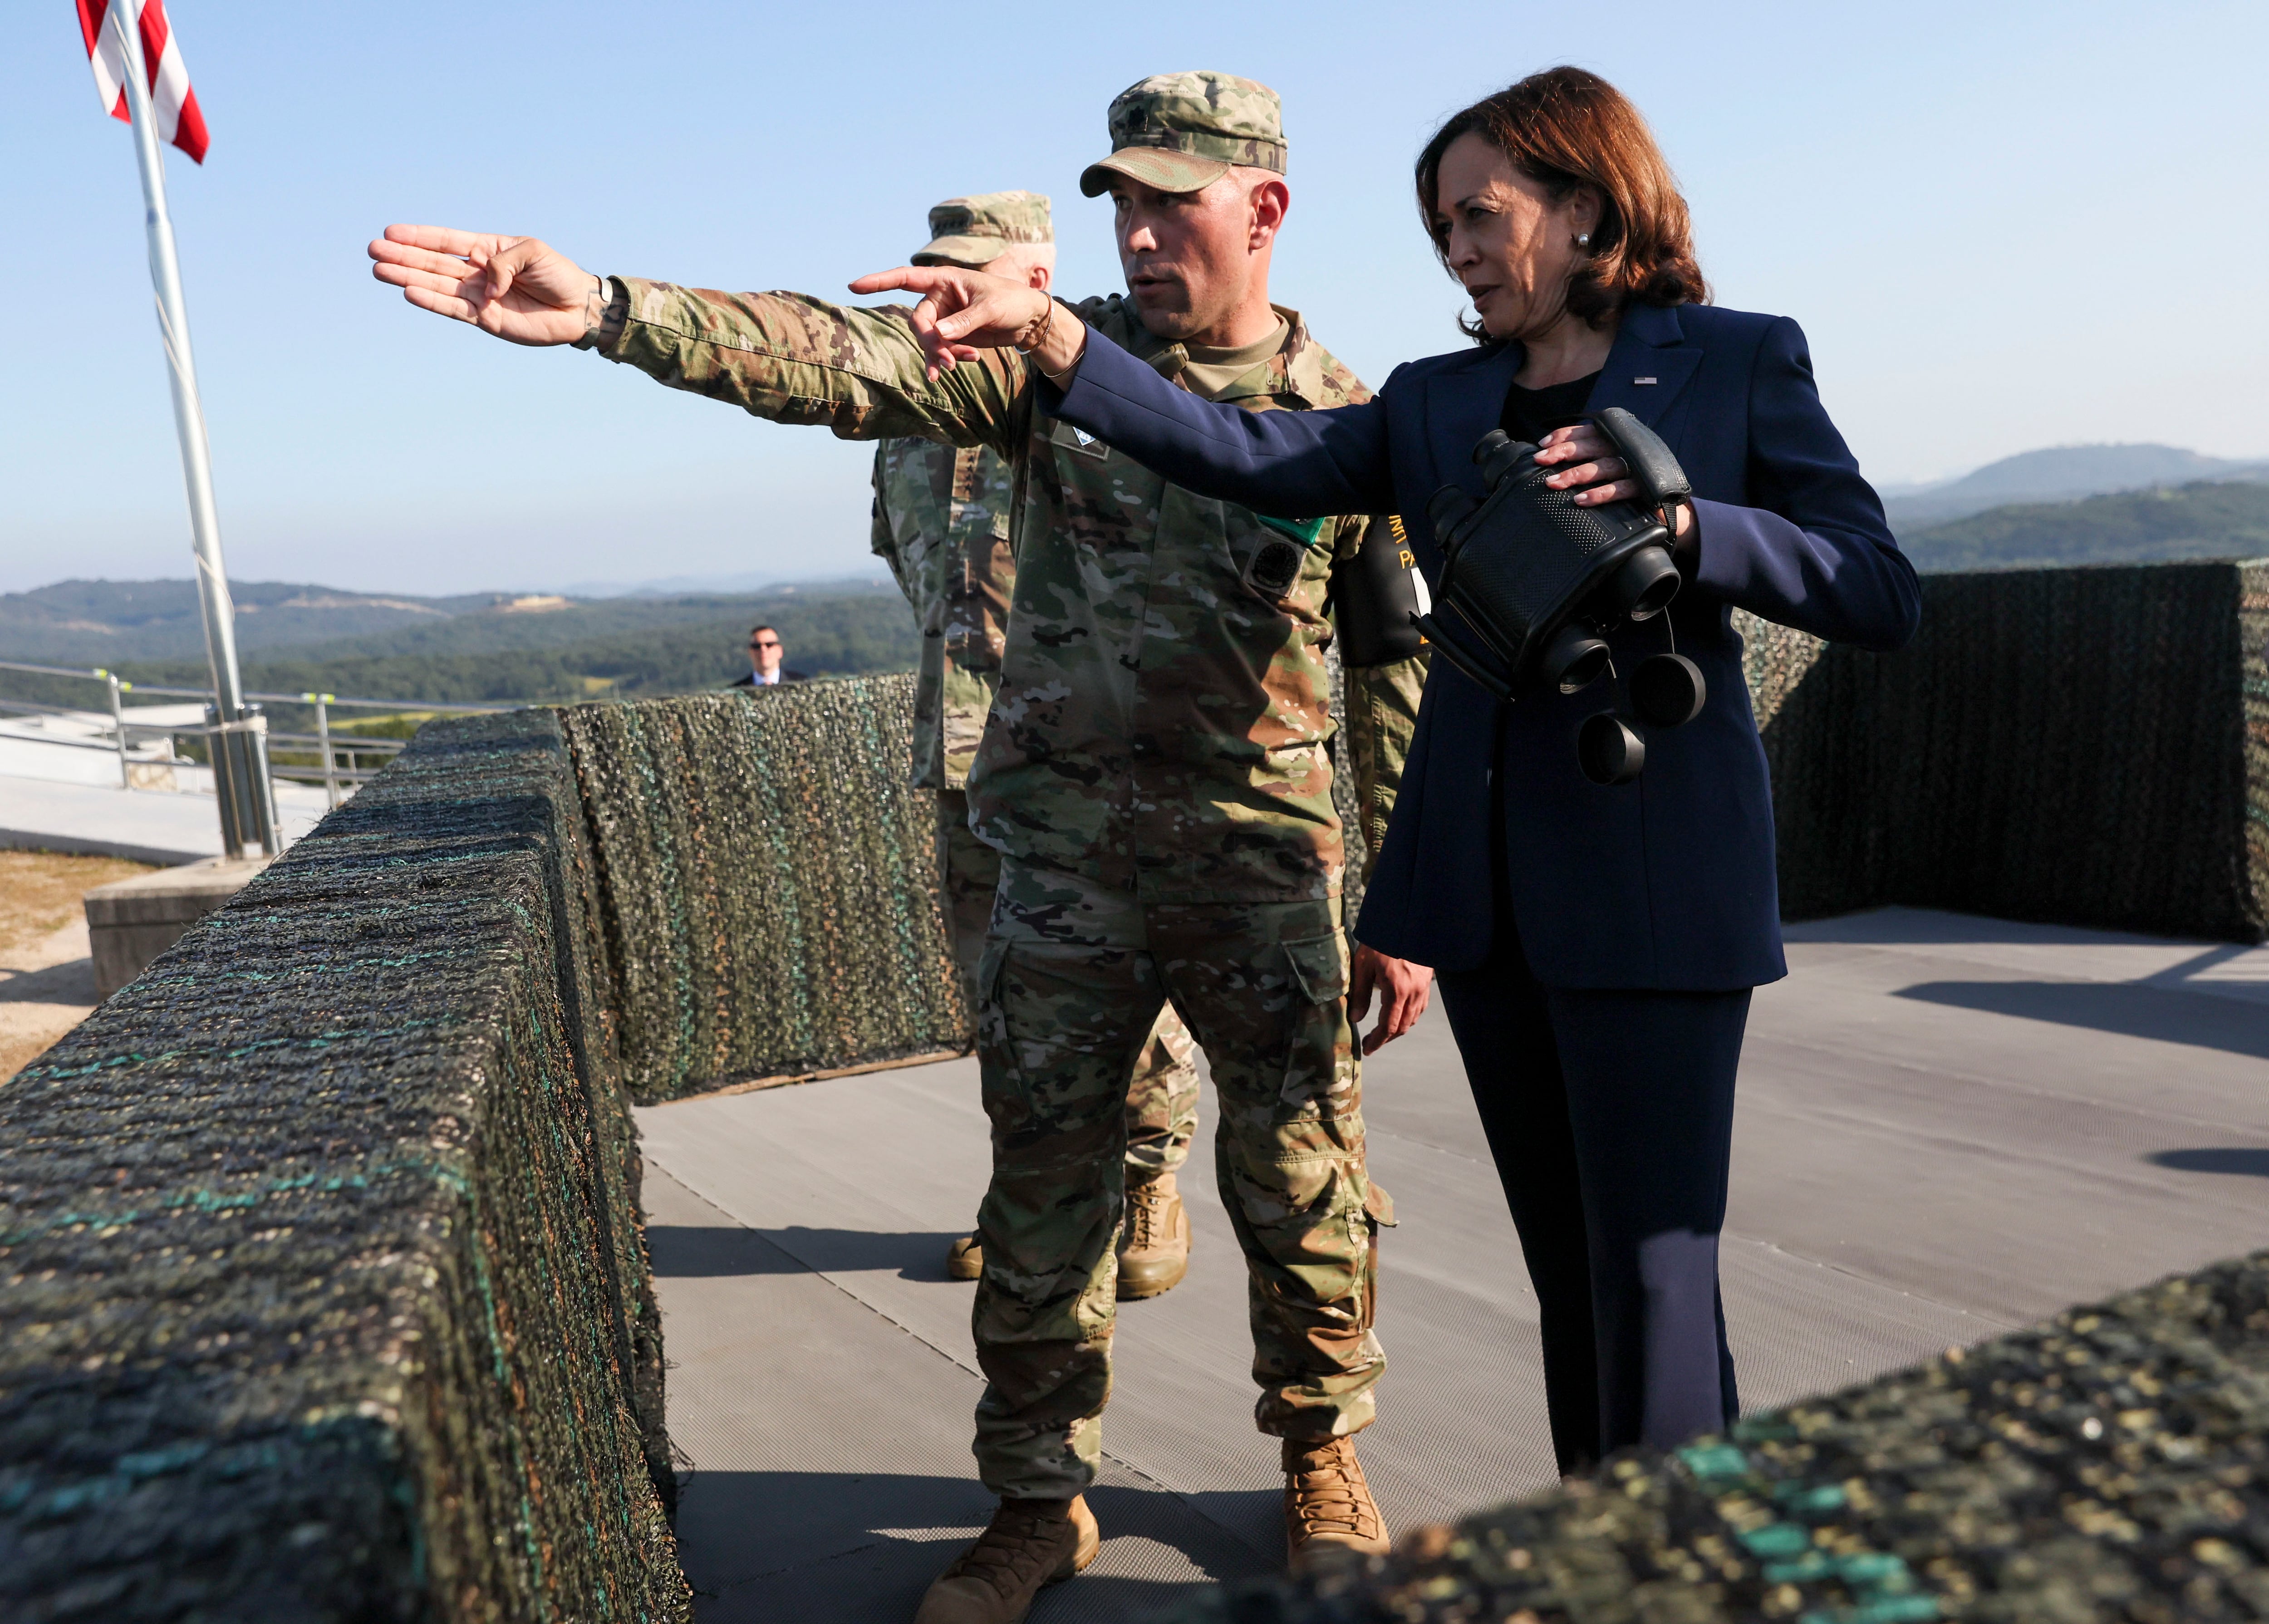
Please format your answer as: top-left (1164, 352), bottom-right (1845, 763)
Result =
top-left (637, 907), bottom-right (2269, 1622)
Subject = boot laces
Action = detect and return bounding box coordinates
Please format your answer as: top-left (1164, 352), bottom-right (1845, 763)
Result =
top-left (942, 1502), bottom-right (1068, 1599)
top-left (1125, 1180), bottom-right (1166, 1250)
top-left (1288, 1440), bottom-right (1379, 1537)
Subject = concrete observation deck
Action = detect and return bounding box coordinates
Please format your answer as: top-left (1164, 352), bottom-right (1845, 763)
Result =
top-left (0, 772), bottom-right (331, 866)
top-left (637, 906), bottom-right (2269, 1622)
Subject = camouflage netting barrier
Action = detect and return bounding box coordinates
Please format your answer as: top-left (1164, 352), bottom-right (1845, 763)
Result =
top-left (1327, 645), bottom-right (1372, 930)
top-left (1171, 1249), bottom-right (2269, 1624)
top-left (558, 669), bottom-right (1382, 1106)
top-left (6, 562), bottom-right (2259, 1616)
top-left (0, 711), bottom-right (686, 1622)
top-left (1741, 558), bottom-right (2269, 940)
top-left (541, 559), bottom-right (2269, 1111)
top-left (559, 677), bottom-right (968, 1104)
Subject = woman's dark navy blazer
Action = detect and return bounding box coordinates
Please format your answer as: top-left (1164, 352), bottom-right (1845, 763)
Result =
top-left (1044, 301), bottom-right (1920, 989)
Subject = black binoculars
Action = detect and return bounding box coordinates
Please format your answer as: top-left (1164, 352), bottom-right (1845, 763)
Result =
top-left (1414, 407), bottom-right (1708, 785)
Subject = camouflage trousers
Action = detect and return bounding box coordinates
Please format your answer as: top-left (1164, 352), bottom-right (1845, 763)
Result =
top-left (969, 857), bottom-right (1388, 1500)
top-left (938, 789), bottom-right (1197, 1176)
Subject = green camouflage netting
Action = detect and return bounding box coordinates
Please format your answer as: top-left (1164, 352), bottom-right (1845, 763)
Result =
top-left (7, 561), bottom-right (2263, 1617)
top-left (1168, 1249), bottom-right (2269, 1623)
top-left (2240, 561), bottom-right (2269, 921)
top-left (1743, 559), bottom-right (2268, 940)
top-left (1326, 644), bottom-right (1371, 930)
top-left (560, 678), bottom-right (968, 1104)
top-left (0, 710), bottom-right (685, 1623)
top-left (563, 668), bottom-right (1374, 1106)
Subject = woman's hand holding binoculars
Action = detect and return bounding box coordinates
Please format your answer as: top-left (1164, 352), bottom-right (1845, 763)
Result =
top-left (1534, 424), bottom-right (1695, 550)
top-left (850, 265), bottom-right (1090, 383)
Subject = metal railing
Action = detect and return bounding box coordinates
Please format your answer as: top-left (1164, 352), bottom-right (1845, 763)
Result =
top-left (0, 660), bottom-right (524, 813)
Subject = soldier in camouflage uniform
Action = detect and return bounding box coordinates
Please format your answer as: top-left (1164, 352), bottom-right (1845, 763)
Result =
top-left (369, 68), bottom-right (1433, 1624)
top-left (870, 191), bottom-right (1202, 1296)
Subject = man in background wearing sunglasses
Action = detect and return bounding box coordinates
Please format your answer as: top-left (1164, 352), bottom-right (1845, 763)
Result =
top-left (731, 624), bottom-right (807, 687)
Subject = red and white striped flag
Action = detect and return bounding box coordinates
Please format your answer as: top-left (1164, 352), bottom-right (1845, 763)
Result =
top-left (75, 0), bottom-right (208, 165)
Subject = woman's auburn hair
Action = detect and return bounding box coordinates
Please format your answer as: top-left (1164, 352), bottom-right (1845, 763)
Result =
top-left (1416, 66), bottom-right (1708, 338)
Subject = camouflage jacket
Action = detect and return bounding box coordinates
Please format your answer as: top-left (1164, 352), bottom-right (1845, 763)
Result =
top-left (869, 440), bottom-right (1016, 791)
top-left (597, 281), bottom-right (1421, 903)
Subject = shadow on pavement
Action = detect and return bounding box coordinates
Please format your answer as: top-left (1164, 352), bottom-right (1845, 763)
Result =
top-left (673, 1470), bottom-right (1254, 1623)
top-left (0, 958), bottom-right (95, 1005)
top-left (2148, 1148), bottom-right (2269, 1178)
top-left (1892, 979), bottom-right (2269, 1062)
top-left (648, 1223), bottom-right (969, 1282)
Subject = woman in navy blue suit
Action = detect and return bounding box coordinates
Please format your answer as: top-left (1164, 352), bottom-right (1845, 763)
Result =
top-left (864, 66), bottom-right (1920, 1473)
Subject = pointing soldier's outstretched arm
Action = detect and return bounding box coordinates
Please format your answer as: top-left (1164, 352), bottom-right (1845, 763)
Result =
top-left (375, 70), bottom-right (1426, 1595)
top-left (368, 225), bottom-right (1025, 455)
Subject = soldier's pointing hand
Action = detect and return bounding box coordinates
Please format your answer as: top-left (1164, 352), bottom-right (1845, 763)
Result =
top-left (368, 225), bottom-right (604, 348)
top-left (850, 265), bottom-right (1088, 383)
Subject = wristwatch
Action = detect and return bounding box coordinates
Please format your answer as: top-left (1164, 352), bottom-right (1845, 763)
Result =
top-left (571, 275), bottom-right (630, 350)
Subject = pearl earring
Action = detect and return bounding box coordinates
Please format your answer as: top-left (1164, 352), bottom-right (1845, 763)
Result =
top-left (1575, 232), bottom-right (1591, 249)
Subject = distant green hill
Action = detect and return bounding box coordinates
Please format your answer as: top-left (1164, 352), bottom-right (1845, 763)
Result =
top-left (0, 576), bottom-right (899, 666)
top-left (0, 579), bottom-right (499, 663)
top-left (1881, 443), bottom-right (2268, 530)
top-left (1901, 480), bottom-right (2269, 573)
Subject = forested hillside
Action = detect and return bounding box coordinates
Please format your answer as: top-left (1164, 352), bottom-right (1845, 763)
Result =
top-left (0, 579), bottom-right (495, 662)
top-left (23, 477), bottom-right (2263, 714)
top-left (0, 582), bottom-right (917, 721)
top-left (0, 577), bottom-right (899, 665)
top-left (1901, 481), bottom-right (2269, 572)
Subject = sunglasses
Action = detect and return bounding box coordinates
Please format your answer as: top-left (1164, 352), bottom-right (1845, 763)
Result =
top-left (750, 639), bottom-right (781, 649)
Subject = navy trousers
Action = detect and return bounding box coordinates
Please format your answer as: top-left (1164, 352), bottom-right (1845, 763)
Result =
top-left (1437, 922), bottom-right (1749, 1474)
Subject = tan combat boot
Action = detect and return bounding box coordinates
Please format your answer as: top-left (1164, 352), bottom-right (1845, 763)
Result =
top-left (1283, 1437), bottom-right (1390, 1565)
top-left (1115, 1171), bottom-right (1191, 1300)
top-left (913, 1495), bottom-right (1100, 1624)
top-left (945, 1234), bottom-right (982, 1281)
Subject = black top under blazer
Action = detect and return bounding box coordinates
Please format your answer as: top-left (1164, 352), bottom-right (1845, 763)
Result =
top-left (1044, 302), bottom-right (1921, 989)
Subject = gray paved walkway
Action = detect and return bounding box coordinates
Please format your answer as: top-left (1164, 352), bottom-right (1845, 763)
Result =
top-left (636, 907), bottom-right (2269, 1622)
top-left (0, 773), bottom-right (330, 864)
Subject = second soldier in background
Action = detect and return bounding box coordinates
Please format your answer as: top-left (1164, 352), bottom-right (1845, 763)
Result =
top-left (869, 191), bottom-right (1202, 1301)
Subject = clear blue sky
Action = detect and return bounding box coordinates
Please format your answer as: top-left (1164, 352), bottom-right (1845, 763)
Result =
top-left (2, 0), bottom-right (2262, 596)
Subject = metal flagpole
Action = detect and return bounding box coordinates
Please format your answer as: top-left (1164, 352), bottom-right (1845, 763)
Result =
top-left (108, 0), bottom-right (277, 859)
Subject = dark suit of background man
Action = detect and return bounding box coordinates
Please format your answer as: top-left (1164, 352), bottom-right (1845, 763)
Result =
top-left (933, 67), bottom-right (1922, 1475)
top-left (730, 623), bottom-right (806, 687)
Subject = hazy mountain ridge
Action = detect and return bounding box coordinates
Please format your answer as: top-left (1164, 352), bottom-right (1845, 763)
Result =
top-left (1886, 443), bottom-right (2269, 530)
top-left (0, 579), bottom-right (503, 663)
top-left (0, 579), bottom-right (918, 720)
top-left (1902, 480), bottom-right (2269, 573)
top-left (559, 570), bottom-right (896, 599)
top-left (14, 441), bottom-right (2269, 690)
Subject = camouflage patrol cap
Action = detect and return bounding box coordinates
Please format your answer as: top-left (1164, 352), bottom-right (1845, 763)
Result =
top-left (912, 190), bottom-right (1053, 268)
top-left (1078, 71), bottom-right (1287, 198)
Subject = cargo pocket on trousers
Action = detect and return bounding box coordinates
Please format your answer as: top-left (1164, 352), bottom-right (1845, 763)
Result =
top-left (975, 937), bottom-right (1030, 1129)
top-left (1357, 1179), bottom-right (1395, 1333)
top-left (1278, 931), bottom-right (1352, 1116)
top-left (978, 935), bottom-right (1011, 1009)
top-left (1283, 932), bottom-right (1348, 1006)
